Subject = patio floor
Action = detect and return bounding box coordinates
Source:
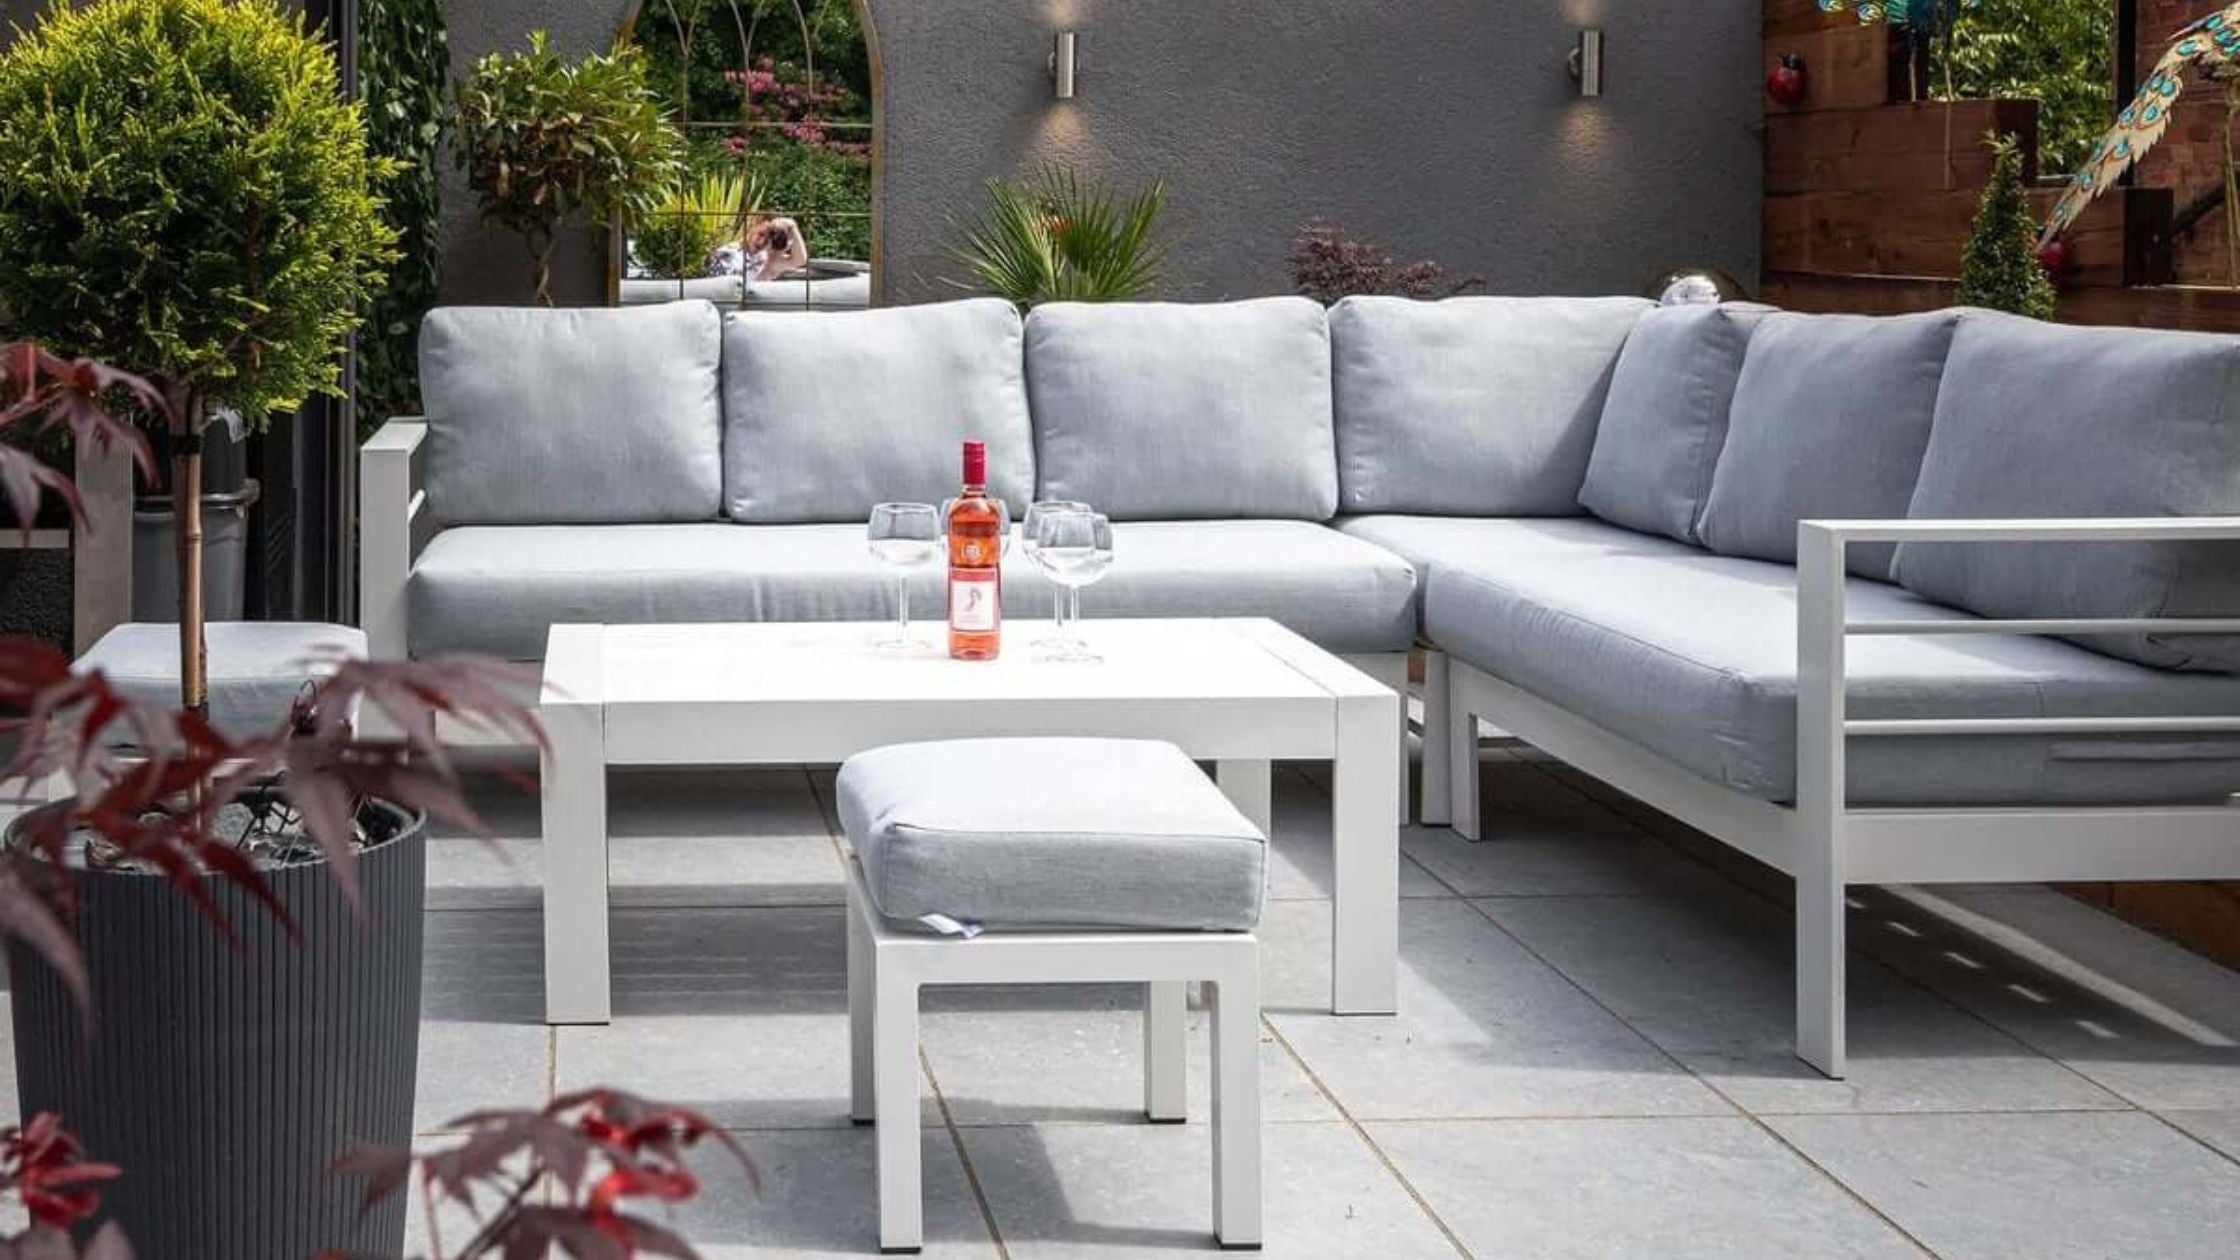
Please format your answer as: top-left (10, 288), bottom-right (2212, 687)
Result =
top-left (32, 749), bottom-right (2240, 1256)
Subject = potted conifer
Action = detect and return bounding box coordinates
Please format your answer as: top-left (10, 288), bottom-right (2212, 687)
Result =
top-left (0, 0), bottom-right (488, 1251)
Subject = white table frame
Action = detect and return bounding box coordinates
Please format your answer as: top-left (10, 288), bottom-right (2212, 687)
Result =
top-left (538, 618), bottom-right (1400, 1024)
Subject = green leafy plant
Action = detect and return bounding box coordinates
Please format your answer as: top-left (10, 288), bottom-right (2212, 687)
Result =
top-left (453, 31), bottom-right (686, 304)
top-left (0, 0), bottom-right (399, 715)
top-left (359, 0), bottom-right (450, 432)
top-left (1958, 132), bottom-right (2056, 319)
top-left (950, 165), bottom-right (1170, 307)
top-left (1947, 0), bottom-right (2113, 175)
top-left (632, 168), bottom-right (763, 279)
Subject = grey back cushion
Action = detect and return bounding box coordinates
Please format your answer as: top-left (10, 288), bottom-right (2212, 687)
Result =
top-left (722, 299), bottom-right (1033, 522)
top-left (1330, 295), bottom-right (1652, 515)
top-left (1894, 310), bottom-right (2240, 672)
top-left (1697, 309), bottom-right (1959, 579)
top-left (420, 301), bottom-right (724, 525)
top-left (1026, 298), bottom-right (1337, 521)
top-left (1577, 303), bottom-right (1769, 543)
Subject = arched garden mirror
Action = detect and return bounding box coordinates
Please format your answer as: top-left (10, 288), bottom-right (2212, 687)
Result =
top-left (612, 0), bottom-right (878, 309)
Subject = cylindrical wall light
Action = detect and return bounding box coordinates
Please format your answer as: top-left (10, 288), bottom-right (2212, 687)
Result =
top-left (1569, 28), bottom-right (1604, 98)
top-left (1051, 30), bottom-right (1079, 99)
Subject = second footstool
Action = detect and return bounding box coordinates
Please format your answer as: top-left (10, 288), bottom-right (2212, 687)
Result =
top-left (836, 736), bottom-right (1268, 1253)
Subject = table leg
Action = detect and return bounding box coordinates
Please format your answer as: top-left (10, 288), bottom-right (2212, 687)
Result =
top-left (1215, 759), bottom-right (1274, 836)
top-left (1143, 981), bottom-right (1187, 1122)
top-left (542, 700), bottom-right (611, 1024)
top-left (1331, 689), bottom-right (1400, 1015)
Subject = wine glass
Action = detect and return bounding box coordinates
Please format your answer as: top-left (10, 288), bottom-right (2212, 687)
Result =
top-left (1031, 508), bottom-right (1114, 663)
top-left (1020, 499), bottom-right (1089, 647)
top-left (867, 502), bottom-right (941, 649)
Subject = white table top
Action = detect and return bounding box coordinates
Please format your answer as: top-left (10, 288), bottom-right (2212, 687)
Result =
top-left (544, 618), bottom-right (1368, 710)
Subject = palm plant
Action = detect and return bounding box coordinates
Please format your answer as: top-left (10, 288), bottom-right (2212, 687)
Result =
top-left (632, 167), bottom-right (765, 279)
top-left (950, 165), bottom-right (1170, 307)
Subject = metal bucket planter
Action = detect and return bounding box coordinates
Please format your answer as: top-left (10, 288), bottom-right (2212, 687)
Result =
top-left (7, 799), bottom-right (426, 1259)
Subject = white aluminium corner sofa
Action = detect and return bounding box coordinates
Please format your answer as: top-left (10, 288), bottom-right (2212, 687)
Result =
top-left (360, 292), bottom-right (2240, 1078)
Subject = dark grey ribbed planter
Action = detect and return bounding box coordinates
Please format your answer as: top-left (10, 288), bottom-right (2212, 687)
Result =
top-left (8, 801), bottom-right (426, 1260)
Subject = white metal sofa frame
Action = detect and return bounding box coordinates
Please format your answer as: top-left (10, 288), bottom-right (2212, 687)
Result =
top-left (1443, 516), bottom-right (2240, 1078)
top-left (357, 416), bottom-right (1428, 809)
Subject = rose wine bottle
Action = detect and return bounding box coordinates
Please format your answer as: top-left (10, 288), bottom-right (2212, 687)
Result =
top-left (947, 439), bottom-right (1002, 660)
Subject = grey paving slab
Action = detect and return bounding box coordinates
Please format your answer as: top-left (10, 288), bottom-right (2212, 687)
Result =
top-left (959, 1120), bottom-right (1459, 1258)
top-left (404, 1128), bottom-right (999, 1258)
top-left (1259, 899), bottom-right (1731, 1120)
top-left (918, 984), bottom-right (1339, 1126)
top-left (2164, 1110), bottom-right (2240, 1163)
top-left (1768, 1111), bottom-right (2240, 1260)
top-left (416, 907), bottom-right (550, 1132)
top-left (1369, 1116), bottom-right (1924, 1259)
top-left (556, 1011), bottom-right (861, 1131)
top-left (1859, 886), bottom-right (2240, 1110)
top-left (1480, 893), bottom-right (2125, 1114)
top-left (1264, 769), bottom-right (1449, 902)
top-left (429, 768), bottom-right (845, 910)
top-left (606, 905), bottom-right (848, 1018)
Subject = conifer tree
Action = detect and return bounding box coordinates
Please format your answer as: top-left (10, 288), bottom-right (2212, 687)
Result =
top-left (1958, 132), bottom-right (2057, 319)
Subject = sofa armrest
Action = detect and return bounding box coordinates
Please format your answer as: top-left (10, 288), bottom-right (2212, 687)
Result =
top-left (360, 418), bottom-right (428, 661)
top-left (1793, 516), bottom-right (2240, 813)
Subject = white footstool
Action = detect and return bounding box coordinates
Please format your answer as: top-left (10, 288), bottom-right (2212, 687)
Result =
top-left (73, 621), bottom-right (367, 743)
top-left (837, 737), bottom-right (1268, 1254)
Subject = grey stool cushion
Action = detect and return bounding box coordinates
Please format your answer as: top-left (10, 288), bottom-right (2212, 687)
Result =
top-left (836, 738), bottom-right (1267, 932)
top-left (75, 622), bottom-right (368, 742)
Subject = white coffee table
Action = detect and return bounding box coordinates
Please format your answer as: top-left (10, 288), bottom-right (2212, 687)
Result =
top-left (538, 617), bottom-right (1400, 1024)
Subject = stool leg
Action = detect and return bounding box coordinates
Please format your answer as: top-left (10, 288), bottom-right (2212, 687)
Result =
top-left (848, 890), bottom-right (874, 1125)
top-left (1215, 760), bottom-right (1274, 836)
top-left (1208, 957), bottom-right (1263, 1250)
top-left (874, 956), bottom-right (923, 1254)
top-left (1143, 981), bottom-right (1188, 1123)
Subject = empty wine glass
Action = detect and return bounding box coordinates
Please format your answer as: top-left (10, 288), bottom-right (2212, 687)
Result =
top-left (1020, 499), bottom-right (1089, 647)
top-left (867, 502), bottom-right (941, 649)
top-left (1031, 508), bottom-right (1114, 663)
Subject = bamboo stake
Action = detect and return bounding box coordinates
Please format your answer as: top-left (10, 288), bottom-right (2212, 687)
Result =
top-left (173, 396), bottom-right (208, 722)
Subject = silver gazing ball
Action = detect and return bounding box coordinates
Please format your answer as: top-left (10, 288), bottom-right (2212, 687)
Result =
top-left (1646, 267), bottom-right (1746, 307)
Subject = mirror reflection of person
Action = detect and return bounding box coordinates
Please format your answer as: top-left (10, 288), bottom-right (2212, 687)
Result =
top-left (734, 218), bottom-right (806, 282)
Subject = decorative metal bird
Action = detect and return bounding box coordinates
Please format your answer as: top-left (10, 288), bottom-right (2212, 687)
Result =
top-left (1816, 0), bottom-right (1974, 102)
top-left (2041, 3), bottom-right (2240, 284)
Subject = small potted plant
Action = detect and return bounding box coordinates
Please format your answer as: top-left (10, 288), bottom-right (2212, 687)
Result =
top-left (453, 31), bottom-right (686, 304)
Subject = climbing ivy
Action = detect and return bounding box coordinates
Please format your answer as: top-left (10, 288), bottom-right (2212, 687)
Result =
top-left (358, 0), bottom-right (449, 433)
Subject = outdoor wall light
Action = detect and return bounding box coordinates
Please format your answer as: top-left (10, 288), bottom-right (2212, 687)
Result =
top-left (1051, 30), bottom-right (1079, 100)
top-left (1569, 27), bottom-right (1604, 98)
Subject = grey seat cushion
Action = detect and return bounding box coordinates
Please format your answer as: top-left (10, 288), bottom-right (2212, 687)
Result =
top-left (1333, 514), bottom-right (1669, 616)
top-left (999, 520), bottom-right (1418, 654)
top-left (837, 738), bottom-right (1266, 931)
top-left (1330, 295), bottom-right (1651, 515)
top-left (407, 519), bottom-right (1416, 660)
top-left (1425, 538), bottom-right (2240, 806)
top-left (408, 523), bottom-right (943, 660)
top-left (1026, 298), bottom-right (1338, 520)
top-left (722, 299), bottom-right (1034, 523)
top-left (420, 301), bottom-right (724, 525)
top-left (1697, 310), bottom-right (1959, 579)
top-left (1577, 303), bottom-right (1766, 543)
top-left (1894, 310), bottom-right (2240, 672)
top-left (78, 621), bottom-right (367, 742)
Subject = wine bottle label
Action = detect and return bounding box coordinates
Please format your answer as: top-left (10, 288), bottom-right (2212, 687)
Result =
top-left (949, 571), bottom-right (999, 632)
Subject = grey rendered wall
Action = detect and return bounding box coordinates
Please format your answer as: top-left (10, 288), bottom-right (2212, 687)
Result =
top-left (7, 0), bottom-right (1764, 305)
